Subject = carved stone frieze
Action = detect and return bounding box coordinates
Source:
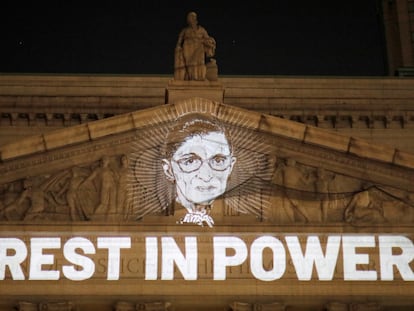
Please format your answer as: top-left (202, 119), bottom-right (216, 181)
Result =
top-left (265, 133), bottom-right (414, 191)
top-left (0, 152), bottom-right (412, 225)
top-left (0, 99), bottom-right (412, 226)
top-left (0, 155), bottom-right (133, 221)
top-left (269, 157), bottom-right (414, 225)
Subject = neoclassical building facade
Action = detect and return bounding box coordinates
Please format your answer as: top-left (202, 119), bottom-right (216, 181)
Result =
top-left (1, 2), bottom-right (414, 310)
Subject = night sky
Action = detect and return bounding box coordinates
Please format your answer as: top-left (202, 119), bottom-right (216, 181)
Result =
top-left (0, 1), bottom-right (387, 76)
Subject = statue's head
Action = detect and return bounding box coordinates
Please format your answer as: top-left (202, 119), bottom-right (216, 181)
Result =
top-left (162, 113), bottom-right (236, 211)
top-left (120, 154), bottom-right (129, 168)
top-left (186, 12), bottom-right (198, 27)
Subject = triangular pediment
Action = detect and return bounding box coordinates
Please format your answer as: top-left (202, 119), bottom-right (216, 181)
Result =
top-left (0, 98), bottom-right (413, 226)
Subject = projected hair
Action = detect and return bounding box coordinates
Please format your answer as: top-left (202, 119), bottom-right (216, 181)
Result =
top-left (163, 113), bottom-right (231, 159)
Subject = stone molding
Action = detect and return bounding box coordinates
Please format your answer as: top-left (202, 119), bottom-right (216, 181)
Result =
top-left (1, 75), bottom-right (414, 131)
top-left (0, 99), bottom-right (413, 177)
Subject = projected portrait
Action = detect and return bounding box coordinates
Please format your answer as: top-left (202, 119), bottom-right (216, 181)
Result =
top-left (161, 113), bottom-right (236, 227)
top-left (130, 101), bottom-right (274, 228)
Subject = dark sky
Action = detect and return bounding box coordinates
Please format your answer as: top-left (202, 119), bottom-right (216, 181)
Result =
top-left (0, 1), bottom-right (387, 76)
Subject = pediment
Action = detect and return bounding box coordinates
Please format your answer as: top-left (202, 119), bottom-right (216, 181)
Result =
top-left (0, 97), bottom-right (413, 226)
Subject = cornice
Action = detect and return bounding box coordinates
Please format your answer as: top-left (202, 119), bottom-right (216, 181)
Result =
top-left (0, 75), bottom-right (413, 130)
top-left (0, 98), bottom-right (412, 191)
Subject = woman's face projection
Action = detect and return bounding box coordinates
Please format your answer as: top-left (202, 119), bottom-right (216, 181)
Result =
top-left (168, 131), bottom-right (235, 207)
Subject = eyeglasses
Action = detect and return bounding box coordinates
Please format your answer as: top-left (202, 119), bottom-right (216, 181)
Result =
top-left (173, 153), bottom-right (232, 173)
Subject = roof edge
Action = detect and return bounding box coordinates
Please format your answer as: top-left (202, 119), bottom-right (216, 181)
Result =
top-left (1, 98), bottom-right (413, 170)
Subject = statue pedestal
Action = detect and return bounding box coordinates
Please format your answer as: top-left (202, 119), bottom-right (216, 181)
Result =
top-left (166, 80), bottom-right (224, 104)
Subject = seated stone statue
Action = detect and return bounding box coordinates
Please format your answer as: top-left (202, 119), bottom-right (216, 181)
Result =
top-left (174, 12), bottom-right (217, 81)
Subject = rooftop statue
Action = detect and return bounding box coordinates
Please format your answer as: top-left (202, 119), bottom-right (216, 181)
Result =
top-left (174, 12), bottom-right (217, 81)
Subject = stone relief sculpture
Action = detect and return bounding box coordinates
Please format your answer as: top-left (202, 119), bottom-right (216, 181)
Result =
top-left (382, 190), bottom-right (414, 223)
top-left (19, 178), bottom-right (47, 220)
top-left (273, 158), bottom-right (312, 223)
top-left (0, 113), bottom-right (412, 226)
top-left (343, 185), bottom-right (414, 225)
top-left (65, 168), bottom-right (90, 221)
top-left (269, 160), bottom-right (414, 225)
top-left (0, 177), bottom-right (59, 221)
top-left (344, 187), bottom-right (385, 225)
top-left (314, 167), bottom-right (336, 222)
top-left (174, 12), bottom-right (217, 81)
top-left (0, 149), bottom-right (413, 226)
top-left (49, 166), bottom-right (95, 221)
top-left (117, 154), bottom-right (133, 219)
top-left (82, 156), bottom-right (117, 218)
top-left (0, 155), bottom-right (134, 222)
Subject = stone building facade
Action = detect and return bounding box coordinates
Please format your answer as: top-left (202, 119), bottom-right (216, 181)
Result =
top-left (0, 77), bottom-right (413, 311)
top-left (1, 3), bottom-right (414, 310)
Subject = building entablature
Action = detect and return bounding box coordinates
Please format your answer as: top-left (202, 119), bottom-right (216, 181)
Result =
top-left (1, 75), bottom-right (414, 130)
top-left (0, 97), bottom-right (412, 223)
top-left (0, 97), bottom-right (413, 310)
